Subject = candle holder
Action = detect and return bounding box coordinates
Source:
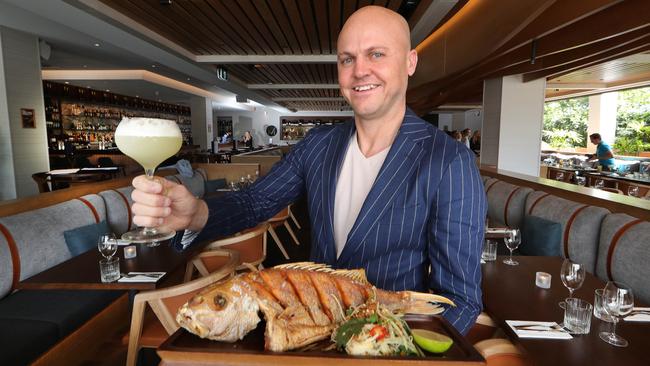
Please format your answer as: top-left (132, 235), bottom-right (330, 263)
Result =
top-left (124, 245), bottom-right (137, 259)
top-left (536, 271), bottom-right (551, 289)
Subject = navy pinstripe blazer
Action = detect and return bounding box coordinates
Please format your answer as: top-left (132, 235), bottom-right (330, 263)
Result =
top-left (195, 108), bottom-right (486, 334)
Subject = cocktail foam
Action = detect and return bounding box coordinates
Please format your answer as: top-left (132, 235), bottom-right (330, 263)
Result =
top-left (115, 117), bottom-right (182, 137)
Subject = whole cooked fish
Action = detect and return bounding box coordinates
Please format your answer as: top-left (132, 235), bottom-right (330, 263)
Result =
top-left (176, 262), bottom-right (454, 352)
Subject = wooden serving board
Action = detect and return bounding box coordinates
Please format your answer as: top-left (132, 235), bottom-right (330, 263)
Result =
top-left (157, 314), bottom-right (485, 365)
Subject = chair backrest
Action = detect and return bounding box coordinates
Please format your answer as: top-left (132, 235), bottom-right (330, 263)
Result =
top-left (268, 207), bottom-right (290, 222)
top-left (595, 213), bottom-right (650, 304)
top-left (524, 191), bottom-right (609, 273)
top-left (474, 338), bottom-right (527, 366)
top-left (137, 249), bottom-right (239, 334)
top-left (203, 223), bottom-right (269, 270)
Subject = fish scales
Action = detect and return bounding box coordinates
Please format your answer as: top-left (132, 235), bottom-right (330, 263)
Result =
top-left (176, 263), bottom-right (454, 352)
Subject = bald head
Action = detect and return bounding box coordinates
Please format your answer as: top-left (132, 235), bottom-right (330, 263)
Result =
top-left (338, 6), bottom-right (411, 52)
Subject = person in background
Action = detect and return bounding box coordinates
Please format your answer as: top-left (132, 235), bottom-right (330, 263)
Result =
top-left (461, 128), bottom-right (471, 149)
top-left (221, 131), bottom-right (231, 143)
top-left (242, 131), bottom-right (253, 149)
top-left (470, 130), bottom-right (481, 155)
top-left (588, 133), bottom-right (615, 170)
top-left (452, 130), bottom-right (462, 142)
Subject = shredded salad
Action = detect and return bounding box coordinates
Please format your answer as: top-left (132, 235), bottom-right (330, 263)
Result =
top-left (331, 292), bottom-right (424, 357)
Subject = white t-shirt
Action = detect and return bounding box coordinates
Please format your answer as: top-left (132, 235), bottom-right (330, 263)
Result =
top-left (333, 133), bottom-right (391, 258)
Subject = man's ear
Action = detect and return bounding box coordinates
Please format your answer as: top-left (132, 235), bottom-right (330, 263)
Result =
top-left (407, 49), bottom-right (418, 76)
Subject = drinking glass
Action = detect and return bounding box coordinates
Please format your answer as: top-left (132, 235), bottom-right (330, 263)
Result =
top-left (559, 259), bottom-right (585, 309)
top-left (99, 257), bottom-right (120, 283)
top-left (555, 172), bottom-right (565, 181)
top-left (115, 118), bottom-right (182, 243)
top-left (600, 281), bottom-right (634, 347)
top-left (481, 240), bottom-right (497, 262)
top-left (98, 234), bottom-right (117, 260)
top-left (576, 176), bottom-right (586, 186)
top-left (595, 179), bottom-right (605, 189)
top-left (563, 298), bottom-right (593, 334)
top-left (627, 186), bottom-right (639, 197)
top-left (594, 288), bottom-right (614, 322)
top-left (502, 229), bottom-right (521, 266)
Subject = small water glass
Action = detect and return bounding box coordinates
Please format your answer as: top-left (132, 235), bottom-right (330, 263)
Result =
top-left (595, 179), bottom-right (605, 189)
top-left (99, 257), bottom-right (120, 283)
top-left (564, 298), bottom-right (593, 334)
top-left (481, 240), bottom-right (497, 262)
top-left (576, 176), bottom-right (586, 186)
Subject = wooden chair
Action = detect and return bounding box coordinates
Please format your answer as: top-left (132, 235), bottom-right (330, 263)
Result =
top-left (185, 223), bottom-right (268, 280)
top-left (125, 249), bottom-right (239, 366)
top-left (267, 206), bottom-right (300, 260)
top-left (288, 203), bottom-right (302, 229)
top-left (465, 312), bottom-right (498, 345)
top-left (474, 338), bottom-right (529, 366)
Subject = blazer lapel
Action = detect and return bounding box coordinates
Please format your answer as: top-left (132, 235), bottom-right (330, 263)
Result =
top-left (336, 111), bottom-right (428, 266)
top-left (320, 121), bottom-right (355, 264)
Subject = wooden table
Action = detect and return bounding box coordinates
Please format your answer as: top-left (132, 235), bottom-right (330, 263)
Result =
top-left (482, 256), bottom-right (650, 366)
top-left (18, 240), bottom-right (208, 290)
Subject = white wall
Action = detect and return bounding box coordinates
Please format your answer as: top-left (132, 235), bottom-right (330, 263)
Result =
top-left (587, 93), bottom-right (617, 152)
top-left (496, 75), bottom-right (545, 176)
top-left (464, 109), bottom-right (483, 132)
top-left (0, 27), bottom-right (49, 199)
top-left (481, 78), bottom-right (503, 167)
top-left (437, 113), bottom-right (452, 131)
top-left (190, 96), bottom-right (212, 149)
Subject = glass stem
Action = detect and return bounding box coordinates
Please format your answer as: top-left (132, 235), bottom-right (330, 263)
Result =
top-left (611, 318), bottom-right (618, 337)
top-left (143, 168), bottom-right (157, 235)
top-left (568, 288), bottom-right (574, 299)
top-left (509, 248), bottom-right (513, 262)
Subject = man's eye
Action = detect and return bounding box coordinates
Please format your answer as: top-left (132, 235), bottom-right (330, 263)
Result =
top-left (371, 52), bottom-right (383, 59)
top-left (340, 57), bottom-right (353, 65)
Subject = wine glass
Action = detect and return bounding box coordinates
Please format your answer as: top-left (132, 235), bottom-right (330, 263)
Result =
top-left (559, 258), bottom-right (585, 308)
top-left (114, 118), bottom-right (182, 243)
top-left (627, 186), bottom-right (639, 197)
top-left (576, 176), bottom-right (586, 186)
top-left (600, 281), bottom-right (634, 347)
top-left (98, 234), bottom-right (117, 260)
top-left (502, 229), bottom-right (521, 266)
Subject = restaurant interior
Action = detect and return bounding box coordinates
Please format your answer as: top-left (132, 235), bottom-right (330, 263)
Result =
top-left (0, 0), bottom-right (649, 365)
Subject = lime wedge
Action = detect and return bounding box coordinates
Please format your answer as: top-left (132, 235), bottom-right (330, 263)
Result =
top-left (411, 329), bottom-right (453, 354)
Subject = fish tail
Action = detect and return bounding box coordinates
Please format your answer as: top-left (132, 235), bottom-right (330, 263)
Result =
top-left (403, 291), bottom-right (455, 315)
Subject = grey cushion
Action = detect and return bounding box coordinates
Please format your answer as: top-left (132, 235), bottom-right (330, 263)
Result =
top-left (525, 191), bottom-right (609, 273)
top-left (0, 194), bottom-right (107, 298)
top-left (165, 169), bottom-right (206, 198)
top-left (99, 186), bottom-right (134, 236)
top-left (63, 220), bottom-right (110, 256)
top-left (595, 214), bottom-right (650, 304)
top-left (486, 181), bottom-right (533, 229)
top-left (520, 215), bottom-right (562, 256)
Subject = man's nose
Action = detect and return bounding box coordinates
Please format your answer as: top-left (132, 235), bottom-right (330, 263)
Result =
top-left (353, 57), bottom-right (370, 78)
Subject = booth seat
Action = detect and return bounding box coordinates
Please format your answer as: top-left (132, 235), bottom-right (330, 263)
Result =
top-left (485, 180), bottom-right (533, 230)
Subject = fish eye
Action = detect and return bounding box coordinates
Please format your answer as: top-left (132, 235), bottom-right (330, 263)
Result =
top-left (213, 294), bottom-right (227, 309)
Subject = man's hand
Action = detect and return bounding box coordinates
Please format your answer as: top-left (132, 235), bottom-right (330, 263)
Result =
top-left (131, 175), bottom-right (209, 232)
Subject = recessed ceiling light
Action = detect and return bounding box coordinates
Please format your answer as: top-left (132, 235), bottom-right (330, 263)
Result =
top-left (187, 77), bottom-right (191, 81)
top-left (83, 65), bottom-right (88, 68)
top-left (64, 81), bottom-right (69, 84)
top-left (87, 86), bottom-right (91, 88)
top-left (106, 89), bottom-right (110, 92)
top-left (151, 64), bottom-right (157, 68)
top-left (94, 43), bottom-right (100, 47)
top-left (136, 95), bottom-right (139, 98)
top-left (158, 99), bottom-right (162, 102)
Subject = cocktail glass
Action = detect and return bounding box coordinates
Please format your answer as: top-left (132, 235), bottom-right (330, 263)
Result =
top-left (115, 117), bottom-right (182, 244)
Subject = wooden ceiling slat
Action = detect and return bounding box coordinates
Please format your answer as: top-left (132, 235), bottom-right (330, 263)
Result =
top-left (266, 0), bottom-right (303, 54)
top-left (342, 0), bottom-right (357, 25)
top-left (296, 0), bottom-right (321, 54)
top-left (172, 0), bottom-right (234, 54)
top-left (236, 0), bottom-right (284, 54)
top-left (190, 1), bottom-right (260, 54)
top-left (385, 0), bottom-right (403, 12)
top-left (254, 0), bottom-right (293, 53)
top-left (108, 0), bottom-right (212, 54)
top-left (328, 0), bottom-right (342, 53)
top-left (312, 0), bottom-right (331, 54)
top-left (216, 0), bottom-right (272, 54)
top-left (523, 40), bottom-right (650, 82)
top-left (358, 0), bottom-right (374, 9)
top-left (284, 0), bottom-right (314, 54)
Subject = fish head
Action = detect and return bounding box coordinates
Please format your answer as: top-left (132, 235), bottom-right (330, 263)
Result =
top-left (176, 277), bottom-right (260, 342)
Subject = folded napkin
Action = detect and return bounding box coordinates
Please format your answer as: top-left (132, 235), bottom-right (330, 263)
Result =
top-left (116, 239), bottom-right (131, 246)
top-left (49, 168), bottom-right (80, 175)
top-left (80, 167), bottom-right (118, 171)
top-left (506, 320), bottom-right (572, 339)
top-left (624, 307), bottom-right (650, 322)
top-left (118, 272), bottom-right (165, 283)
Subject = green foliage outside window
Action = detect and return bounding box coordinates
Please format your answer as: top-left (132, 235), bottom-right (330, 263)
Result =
top-left (614, 87), bottom-right (650, 154)
top-left (542, 98), bottom-right (588, 149)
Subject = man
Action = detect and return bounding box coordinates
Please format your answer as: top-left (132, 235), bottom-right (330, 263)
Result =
top-left (589, 133), bottom-right (615, 169)
top-left (130, 6), bottom-right (486, 334)
top-left (461, 128), bottom-right (471, 149)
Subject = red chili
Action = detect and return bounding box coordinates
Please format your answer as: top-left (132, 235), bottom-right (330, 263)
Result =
top-left (370, 325), bottom-right (388, 341)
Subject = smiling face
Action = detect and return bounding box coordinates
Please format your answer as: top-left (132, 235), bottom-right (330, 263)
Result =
top-left (337, 6), bottom-right (417, 123)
